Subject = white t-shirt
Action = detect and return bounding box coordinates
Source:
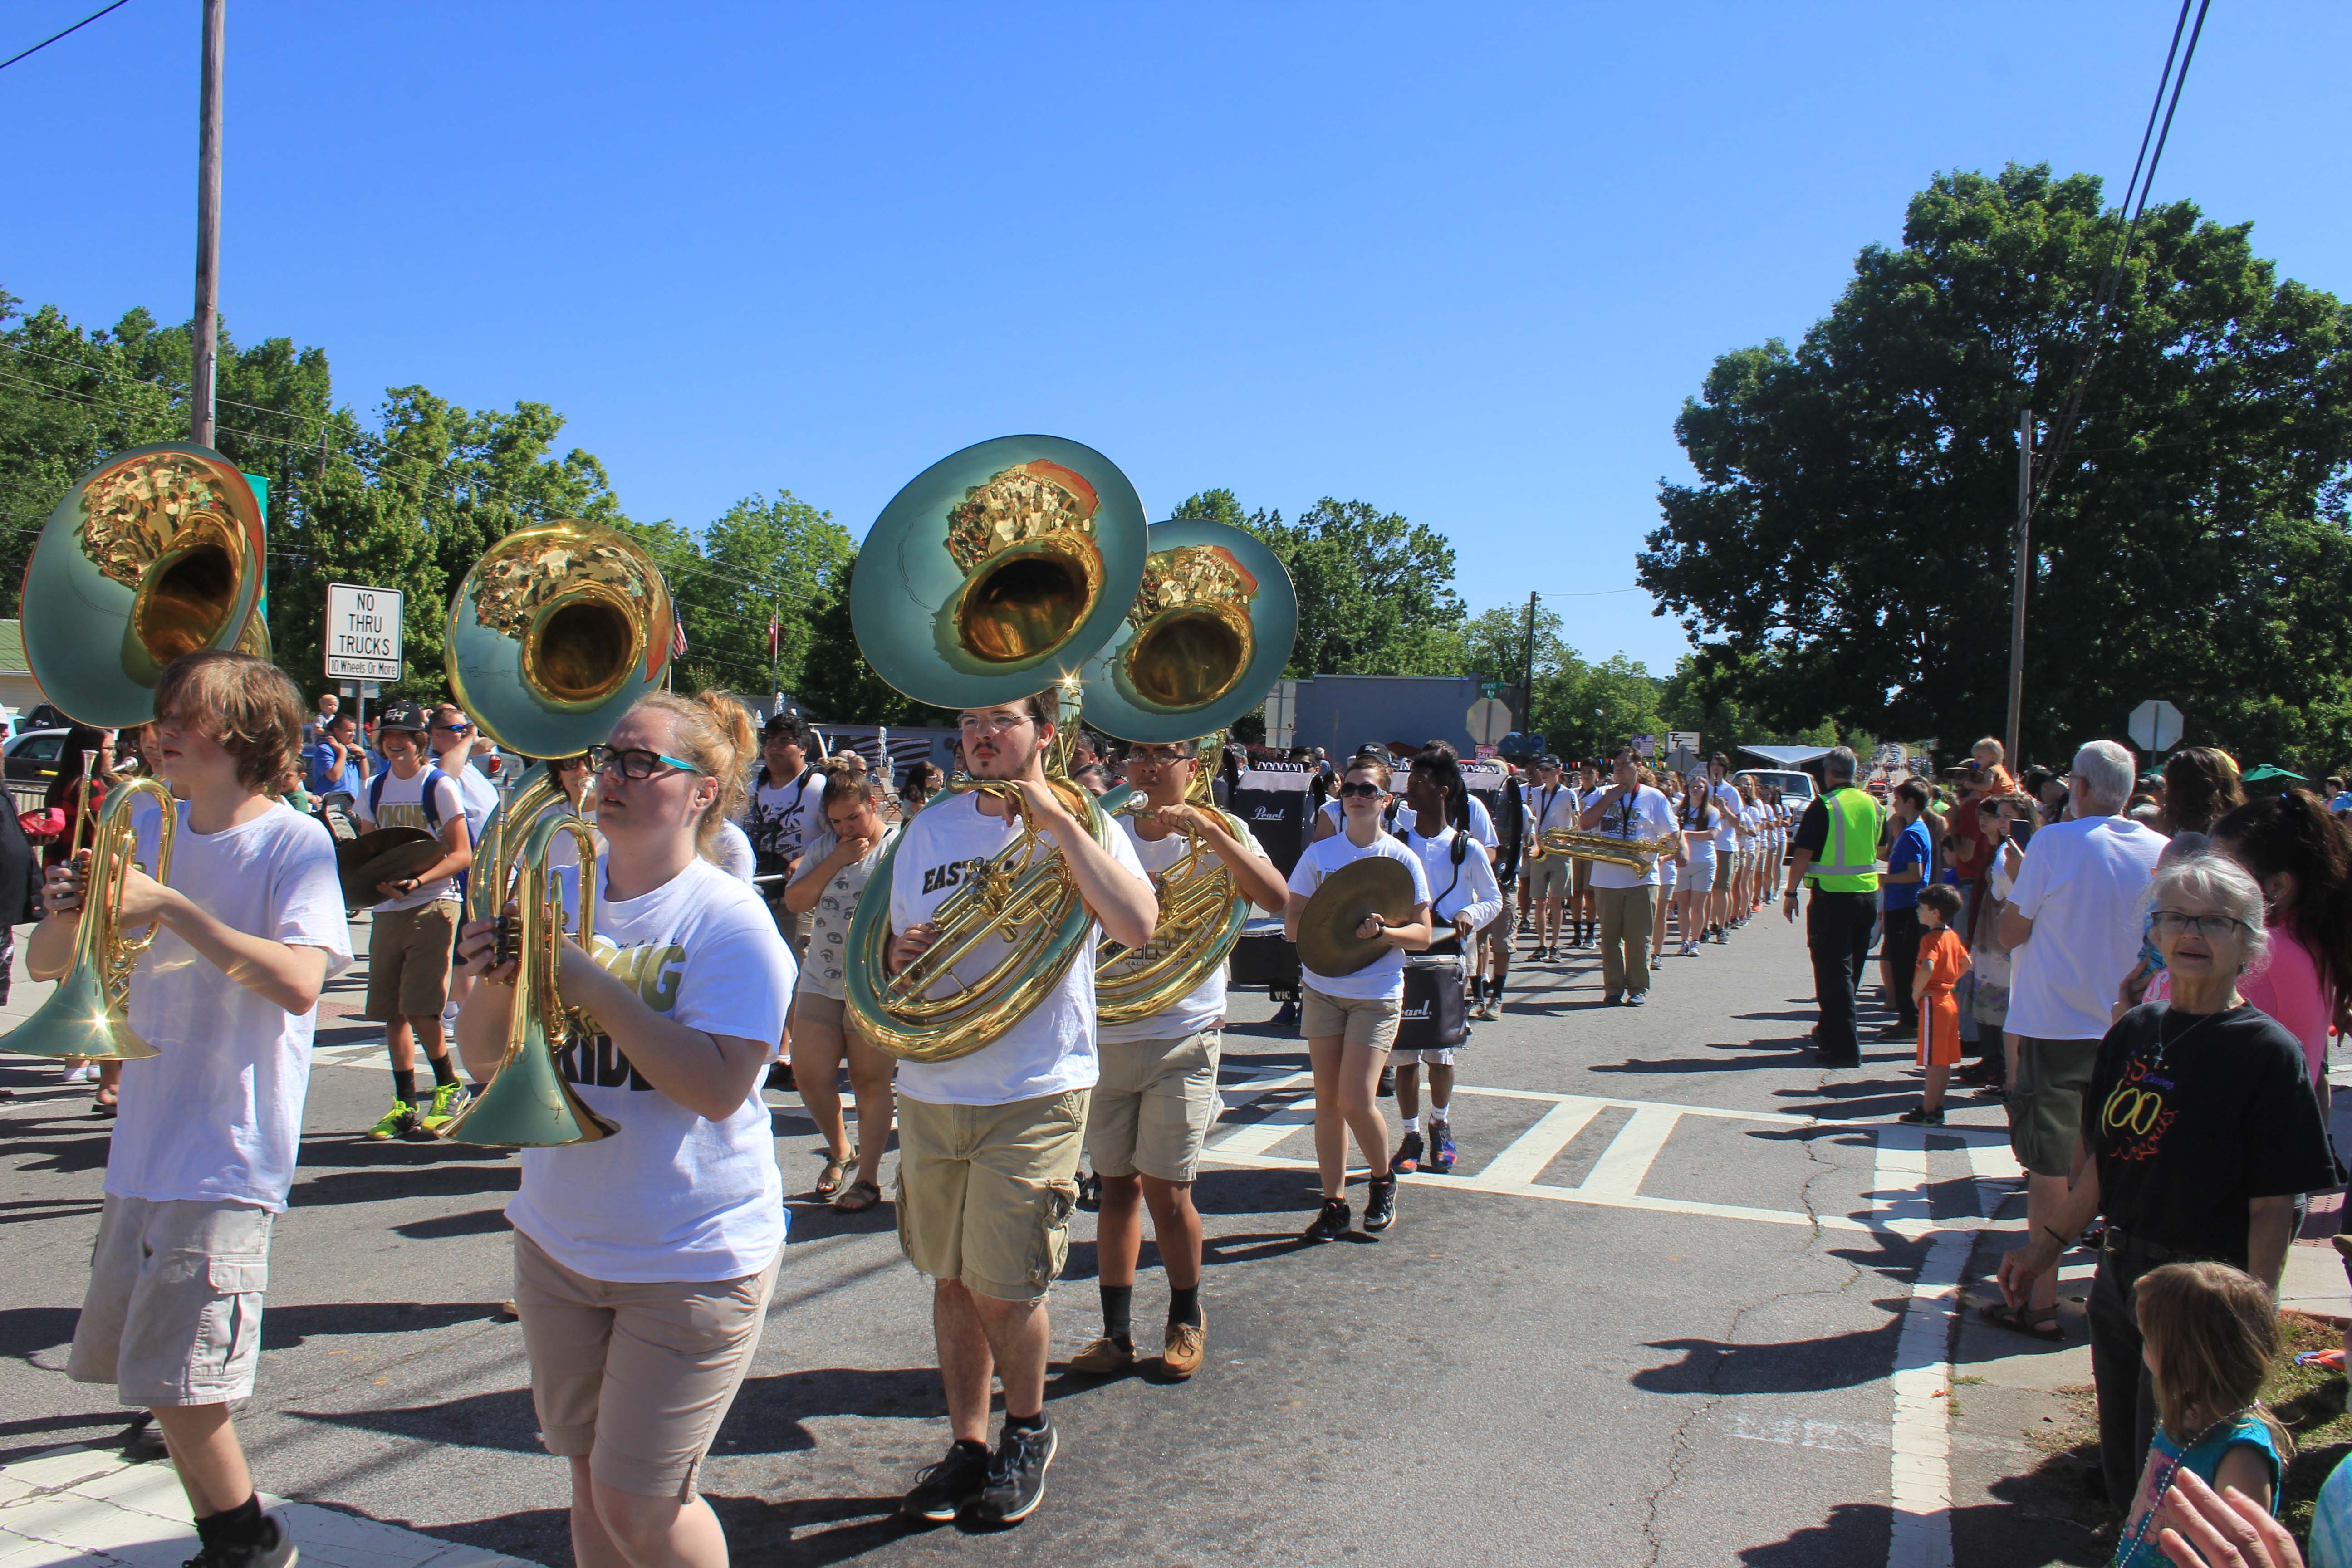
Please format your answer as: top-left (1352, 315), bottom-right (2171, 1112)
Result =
top-left (354, 766), bottom-right (467, 910)
top-left (435, 754), bottom-right (500, 844)
top-left (1318, 793), bottom-right (1496, 847)
top-left (2004, 814), bottom-right (2168, 1041)
top-left (1286, 829), bottom-right (1431, 1001)
top-left (741, 765), bottom-right (825, 878)
top-left (1528, 781), bottom-right (1582, 838)
top-left (1585, 784), bottom-right (1681, 890)
top-left (887, 791), bottom-right (1148, 1107)
top-left (789, 822), bottom-right (901, 1000)
top-left (1710, 782), bottom-right (1744, 852)
top-left (1100, 814), bottom-right (1272, 1045)
top-left (506, 857), bottom-right (795, 1283)
top-left (1396, 825), bottom-right (1504, 934)
top-left (108, 801), bottom-right (354, 1212)
top-left (710, 818), bottom-right (756, 884)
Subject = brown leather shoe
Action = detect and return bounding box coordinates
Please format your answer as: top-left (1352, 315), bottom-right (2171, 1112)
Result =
top-left (1161, 1318), bottom-right (1206, 1380)
top-left (1069, 1335), bottom-right (1134, 1375)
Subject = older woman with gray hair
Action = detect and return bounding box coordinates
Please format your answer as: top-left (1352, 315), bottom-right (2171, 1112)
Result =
top-left (1996, 849), bottom-right (2334, 1513)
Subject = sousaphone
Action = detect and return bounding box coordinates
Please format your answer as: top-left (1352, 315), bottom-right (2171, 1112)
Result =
top-left (20, 443), bottom-right (268, 725)
top-left (439, 519), bottom-right (676, 1147)
top-left (1079, 519), bottom-right (1298, 1025)
top-left (843, 436), bottom-right (1150, 1063)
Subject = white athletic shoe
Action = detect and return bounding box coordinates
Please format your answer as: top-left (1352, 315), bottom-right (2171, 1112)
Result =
top-left (60, 1063), bottom-right (93, 1083)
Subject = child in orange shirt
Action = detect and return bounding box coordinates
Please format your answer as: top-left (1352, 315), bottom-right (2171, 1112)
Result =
top-left (1899, 883), bottom-right (1970, 1127)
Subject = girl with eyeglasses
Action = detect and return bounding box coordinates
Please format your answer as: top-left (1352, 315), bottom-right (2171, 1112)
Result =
top-left (455, 689), bottom-right (795, 1568)
top-left (1284, 759), bottom-right (1434, 1240)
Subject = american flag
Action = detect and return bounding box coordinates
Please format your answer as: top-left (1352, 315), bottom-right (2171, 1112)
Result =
top-left (670, 613), bottom-right (688, 658)
top-left (767, 614), bottom-right (780, 659)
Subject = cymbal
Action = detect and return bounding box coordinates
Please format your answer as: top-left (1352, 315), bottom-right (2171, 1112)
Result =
top-left (1296, 855), bottom-right (1417, 977)
top-left (337, 828), bottom-right (441, 908)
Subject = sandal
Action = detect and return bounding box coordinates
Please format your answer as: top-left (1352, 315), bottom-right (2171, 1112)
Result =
top-left (814, 1152), bottom-right (852, 1200)
top-left (1980, 1301), bottom-right (2065, 1341)
top-left (832, 1178), bottom-right (883, 1214)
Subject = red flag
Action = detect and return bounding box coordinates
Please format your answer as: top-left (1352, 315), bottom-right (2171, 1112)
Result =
top-left (766, 614), bottom-right (780, 660)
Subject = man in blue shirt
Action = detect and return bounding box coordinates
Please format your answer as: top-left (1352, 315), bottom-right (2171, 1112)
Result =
top-left (306, 711), bottom-right (368, 799)
top-left (1877, 776), bottom-right (1936, 1039)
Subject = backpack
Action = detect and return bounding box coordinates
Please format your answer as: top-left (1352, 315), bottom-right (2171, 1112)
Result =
top-left (368, 766), bottom-right (449, 831)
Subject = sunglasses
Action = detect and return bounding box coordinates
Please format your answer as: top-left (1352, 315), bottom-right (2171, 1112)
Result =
top-left (587, 745), bottom-right (704, 781)
top-left (1337, 780), bottom-right (1385, 799)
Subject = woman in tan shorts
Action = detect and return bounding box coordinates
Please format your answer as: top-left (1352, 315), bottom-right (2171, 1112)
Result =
top-left (1284, 759), bottom-right (1433, 1241)
top-left (456, 690), bottom-right (796, 1568)
top-left (784, 766), bottom-right (901, 1210)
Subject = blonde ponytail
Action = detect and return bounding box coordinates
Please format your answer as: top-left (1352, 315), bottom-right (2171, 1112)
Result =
top-left (629, 690), bottom-right (752, 862)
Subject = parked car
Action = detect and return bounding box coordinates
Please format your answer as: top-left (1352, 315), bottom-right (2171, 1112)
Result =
top-left (4, 727), bottom-right (72, 787)
top-left (1736, 768), bottom-right (1818, 807)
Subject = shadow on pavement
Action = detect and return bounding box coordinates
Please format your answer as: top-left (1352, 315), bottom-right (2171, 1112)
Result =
top-left (1736, 1499), bottom-right (1886, 1564)
top-left (1633, 1315), bottom-right (1905, 1396)
top-left (261, 1300), bottom-right (514, 1349)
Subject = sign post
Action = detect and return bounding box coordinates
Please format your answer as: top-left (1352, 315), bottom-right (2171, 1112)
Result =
top-left (325, 584), bottom-right (404, 735)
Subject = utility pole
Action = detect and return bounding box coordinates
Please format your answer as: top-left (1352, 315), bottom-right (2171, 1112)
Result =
top-left (2004, 408), bottom-right (2035, 766)
top-left (1519, 592), bottom-right (1538, 735)
top-left (190, 0), bottom-right (225, 447)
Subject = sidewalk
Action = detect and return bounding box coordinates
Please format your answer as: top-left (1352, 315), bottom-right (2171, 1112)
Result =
top-left (0, 1446), bottom-right (535, 1568)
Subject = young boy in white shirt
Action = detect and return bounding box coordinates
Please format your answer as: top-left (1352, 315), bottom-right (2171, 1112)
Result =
top-left (37, 652), bottom-right (353, 1568)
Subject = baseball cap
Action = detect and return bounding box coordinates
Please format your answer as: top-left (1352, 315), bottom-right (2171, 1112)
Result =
top-left (377, 699), bottom-right (430, 733)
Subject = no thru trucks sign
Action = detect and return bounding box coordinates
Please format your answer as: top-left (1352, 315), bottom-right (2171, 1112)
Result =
top-left (324, 583), bottom-right (404, 682)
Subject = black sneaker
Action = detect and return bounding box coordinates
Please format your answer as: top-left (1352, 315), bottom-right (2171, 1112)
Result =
top-left (1301, 1198), bottom-right (1351, 1241)
top-left (1390, 1131), bottom-right (1423, 1173)
top-left (900, 1439), bottom-right (992, 1522)
top-left (1896, 1103), bottom-right (1945, 1126)
top-left (209, 1513), bottom-right (297, 1568)
top-left (1376, 1067), bottom-right (1395, 1098)
top-left (967, 1421), bottom-right (1057, 1526)
top-left (1876, 1021), bottom-right (1915, 1040)
top-left (1362, 1176), bottom-right (1397, 1233)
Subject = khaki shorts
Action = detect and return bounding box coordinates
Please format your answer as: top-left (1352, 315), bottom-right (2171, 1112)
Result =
top-left (1301, 986), bottom-right (1402, 1052)
top-left (896, 1089), bottom-right (1087, 1302)
top-left (767, 900), bottom-right (812, 965)
top-left (366, 900), bottom-right (459, 1020)
top-left (791, 988), bottom-right (850, 1033)
top-left (1526, 858), bottom-right (1572, 901)
top-left (1086, 1031), bottom-right (1220, 1183)
top-left (2009, 1036), bottom-right (2100, 1179)
top-left (513, 1229), bottom-right (783, 1501)
top-left (1480, 888), bottom-right (1518, 939)
top-left (69, 1195), bottom-right (273, 1407)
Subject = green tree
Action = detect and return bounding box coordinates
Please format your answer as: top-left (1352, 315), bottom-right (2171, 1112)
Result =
top-left (1638, 163), bottom-right (2352, 774)
top-left (1170, 489), bottom-right (1466, 678)
top-left (650, 491), bottom-right (854, 698)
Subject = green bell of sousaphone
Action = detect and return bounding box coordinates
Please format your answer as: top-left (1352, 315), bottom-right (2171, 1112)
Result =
top-left (439, 519), bottom-right (676, 1147)
top-left (1078, 519), bottom-right (1298, 1025)
top-left (843, 436), bottom-right (1150, 1063)
top-left (20, 443), bottom-right (270, 726)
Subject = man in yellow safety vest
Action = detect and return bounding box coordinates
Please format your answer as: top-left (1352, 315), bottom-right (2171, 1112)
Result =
top-left (1780, 746), bottom-right (1880, 1068)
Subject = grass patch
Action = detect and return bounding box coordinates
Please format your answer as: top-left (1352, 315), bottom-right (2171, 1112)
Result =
top-left (2265, 1309), bottom-right (2351, 1544)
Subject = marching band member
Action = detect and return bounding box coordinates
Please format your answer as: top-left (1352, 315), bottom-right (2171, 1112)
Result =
top-left (885, 694), bottom-right (1154, 1528)
top-left (1578, 745), bottom-right (1682, 1005)
top-left (44, 652), bottom-right (352, 1568)
top-left (1286, 757), bottom-right (1433, 1241)
top-left (456, 690), bottom-right (793, 1568)
top-left (1071, 736), bottom-right (1286, 1380)
top-left (1524, 755), bottom-right (1579, 960)
top-left (1388, 745), bottom-right (1502, 1175)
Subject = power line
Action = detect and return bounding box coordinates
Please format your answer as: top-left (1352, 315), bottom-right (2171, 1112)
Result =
top-left (2029, 0), bottom-right (2213, 520)
top-left (0, 0), bottom-right (132, 73)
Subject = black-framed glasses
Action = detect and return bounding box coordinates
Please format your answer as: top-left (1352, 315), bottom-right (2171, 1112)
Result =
top-left (1131, 745), bottom-right (1193, 766)
top-left (2151, 911), bottom-right (2250, 939)
top-left (588, 744), bottom-right (703, 781)
top-left (1337, 780), bottom-right (1384, 799)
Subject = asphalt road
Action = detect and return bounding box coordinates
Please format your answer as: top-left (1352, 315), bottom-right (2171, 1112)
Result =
top-left (0, 911), bottom-right (2020, 1567)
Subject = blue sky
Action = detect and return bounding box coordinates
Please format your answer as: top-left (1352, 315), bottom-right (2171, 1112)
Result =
top-left (6, 2), bottom-right (2347, 673)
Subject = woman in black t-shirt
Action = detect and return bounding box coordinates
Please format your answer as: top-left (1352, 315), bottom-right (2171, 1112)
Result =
top-left (1996, 850), bottom-right (2334, 1512)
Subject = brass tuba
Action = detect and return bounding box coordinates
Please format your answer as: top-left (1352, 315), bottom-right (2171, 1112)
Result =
top-left (438, 519), bottom-right (676, 1146)
top-left (843, 436), bottom-right (1149, 1063)
top-left (1079, 519), bottom-right (1297, 1026)
top-left (1535, 824), bottom-right (1681, 872)
top-left (20, 444), bottom-right (267, 726)
top-left (0, 770), bottom-right (180, 1061)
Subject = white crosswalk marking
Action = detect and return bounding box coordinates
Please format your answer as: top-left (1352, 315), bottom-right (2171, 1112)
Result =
top-left (1476, 1097), bottom-right (1605, 1186)
top-left (1580, 1104), bottom-right (1683, 1197)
